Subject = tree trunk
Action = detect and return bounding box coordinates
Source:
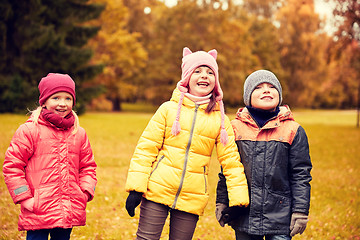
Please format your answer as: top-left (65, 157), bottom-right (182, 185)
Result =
top-left (357, 81), bottom-right (360, 127)
top-left (112, 97), bottom-right (122, 112)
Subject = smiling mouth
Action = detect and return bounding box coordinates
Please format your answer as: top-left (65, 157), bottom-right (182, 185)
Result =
top-left (261, 96), bottom-right (273, 100)
top-left (56, 109), bottom-right (68, 113)
top-left (197, 82), bottom-right (209, 87)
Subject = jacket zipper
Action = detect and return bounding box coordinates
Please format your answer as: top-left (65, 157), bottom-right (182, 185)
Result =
top-left (150, 155), bottom-right (165, 176)
top-left (203, 166), bottom-right (207, 193)
top-left (172, 104), bottom-right (199, 209)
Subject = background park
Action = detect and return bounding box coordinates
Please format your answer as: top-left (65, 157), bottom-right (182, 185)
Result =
top-left (0, 0), bottom-right (359, 239)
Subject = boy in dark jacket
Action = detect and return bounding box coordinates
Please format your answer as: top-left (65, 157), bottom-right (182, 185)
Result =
top-left (215, 70), bottom-right (312, 240)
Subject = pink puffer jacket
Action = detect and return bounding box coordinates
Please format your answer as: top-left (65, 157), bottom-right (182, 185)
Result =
top-left (3, 115), bottom-right (97, 231)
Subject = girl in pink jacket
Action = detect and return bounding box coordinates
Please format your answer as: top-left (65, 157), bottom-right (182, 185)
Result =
top-left (3, 73), bottom-right (97, 240)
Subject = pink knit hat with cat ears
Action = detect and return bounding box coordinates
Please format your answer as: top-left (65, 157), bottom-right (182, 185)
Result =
top-left (172, 47), bottom-right (228, 146)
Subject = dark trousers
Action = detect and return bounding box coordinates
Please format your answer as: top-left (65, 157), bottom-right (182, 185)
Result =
top-left (136, 198), bottom-right (199, 240)
top-left (235, 231), bottom-right (292, 240)
top-left (26, 228), bottom-right (72, 240)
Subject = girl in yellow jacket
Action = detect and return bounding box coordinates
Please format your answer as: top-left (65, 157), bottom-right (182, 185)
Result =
top-left (125, 47), bottom-right (249, 240)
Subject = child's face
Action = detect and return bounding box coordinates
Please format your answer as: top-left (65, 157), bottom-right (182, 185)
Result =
top-left (188, 66), bottom-right (216, 97)
top-left (43, 92), bottom-right (73, 117)
top-left (251, 82), bottom-right (279, 111)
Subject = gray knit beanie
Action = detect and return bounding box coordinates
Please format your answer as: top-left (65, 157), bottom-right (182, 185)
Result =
top-left (243, 70), bottom-right (282, 107)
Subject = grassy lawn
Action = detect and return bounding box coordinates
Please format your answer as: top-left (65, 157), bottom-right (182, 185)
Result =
top-left (0, 109), bottom-right (359, 239)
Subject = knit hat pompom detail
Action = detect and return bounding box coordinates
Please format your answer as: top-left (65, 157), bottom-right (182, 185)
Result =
top-left (171, 91), bottom-right (185, 136)
top-left (38, 73), bottom-right (76, 106)
top-left (172, 47), bottom-right (228, 146)
top-left (243, 69), bottom-right (282, 107)
top-left (219, 100), bottom-right (229, 145)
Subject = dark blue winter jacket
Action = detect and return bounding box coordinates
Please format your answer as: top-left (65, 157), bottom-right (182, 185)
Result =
top-left (216, 106), bottom-right (312, 235)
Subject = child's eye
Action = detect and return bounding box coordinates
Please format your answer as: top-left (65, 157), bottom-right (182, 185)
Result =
top-left (208, 71), bottom-right (214, 75)
top-left (66, 97), bottom-right (72, 101)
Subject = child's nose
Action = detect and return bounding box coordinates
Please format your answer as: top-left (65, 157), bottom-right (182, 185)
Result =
top-left (59, 99), bottom-right (66, 105)
top-left (201, 71), bottom-right (208, 78)
top-left (263, 85), bottom-right (270, 92)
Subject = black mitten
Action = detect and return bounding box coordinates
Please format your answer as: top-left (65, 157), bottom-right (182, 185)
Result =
top-left (221, 206), bottom-right (244, 224)
top-left (125, 191), bottom-right (143, 217)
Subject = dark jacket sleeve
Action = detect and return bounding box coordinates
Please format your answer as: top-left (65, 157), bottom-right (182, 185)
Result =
top-left (289, 126), bottom-right (312, 215)
top-left (216, 167), bottom-right (230, 205)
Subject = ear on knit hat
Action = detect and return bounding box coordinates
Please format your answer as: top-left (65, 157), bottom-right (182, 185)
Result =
top-left (243, 69), bottom-right (282, 107)
top-left (183, 47), bottom-right (217, 58)
top-left (38, 73), bottom-right (76, 106)
top-left (183, 47), bottom-right (192, 56)
top-left (171, 47), bottom-right (228, 146)
top-left (208, 49), bottom-right (217, 59)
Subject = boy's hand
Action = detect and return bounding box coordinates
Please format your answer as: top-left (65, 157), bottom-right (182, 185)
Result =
top-left (125, 191), bottom-right (143, 217)
top-left (21, 197), bottom-right (35, 212)
top-left (290, 213), bottom-right (308, 236)
top-left (215, 203), bottom-right (227, 227)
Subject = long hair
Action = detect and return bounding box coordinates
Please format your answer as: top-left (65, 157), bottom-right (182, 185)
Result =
top-left (205, 92), bottom-right (217, 113)
top-left (30, 106), bottom-right (80, 134)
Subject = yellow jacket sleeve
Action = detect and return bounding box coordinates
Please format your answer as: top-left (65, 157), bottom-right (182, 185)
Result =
top-left (216, 115), bottom-right (249, 207)
top-left (125, 103), bottom-right (168, 193)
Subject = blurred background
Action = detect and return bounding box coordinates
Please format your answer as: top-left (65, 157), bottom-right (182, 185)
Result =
top-left (0, 0), bottom-right (359, 114)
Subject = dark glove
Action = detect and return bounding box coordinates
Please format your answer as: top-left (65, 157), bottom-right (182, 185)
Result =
top-left (215, 203), bottom-right (228, 227)
top-left (221, 206), bottom-right (244, 224)
top-left (290, 213), bottom-right (308, 236)
top-left (125, 191), bottom-right (143, 217)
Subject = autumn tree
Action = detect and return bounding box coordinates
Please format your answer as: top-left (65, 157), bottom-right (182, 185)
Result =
top-left (317, 43), bottom-right (359, 108)
top-left (0, 0), bottom-right (104, 113)
top-left (139, 0), bottom-right (261, 106)
top-left (332, 0), bottom-right (360, 45)
top-left (322, 0), bottom-right (360, 109)
top-left (243, 0), bottom-right (284, 19)
top-left (88, 0), bottom-right (148, 111)
top-left (277, 0), bottom-right (330, 107)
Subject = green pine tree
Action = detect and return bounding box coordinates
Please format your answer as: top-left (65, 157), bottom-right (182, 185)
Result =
top-left (0, 0), bottom-right (105, 114)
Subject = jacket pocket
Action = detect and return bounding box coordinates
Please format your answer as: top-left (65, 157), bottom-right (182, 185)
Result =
top-left (71, 184), bottom-right (87, 210)
top-left (32, 189), bottom-right (39, 214)
top-left (264, 190), bottom-right (291, 224)
top-left (33, 185), bottom-right (59, 215)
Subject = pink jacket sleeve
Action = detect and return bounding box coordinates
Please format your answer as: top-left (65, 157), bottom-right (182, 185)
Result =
top-left (78, 130), bottom-right (97, 201)
top-left (3, 124), bottom-right (34, 204)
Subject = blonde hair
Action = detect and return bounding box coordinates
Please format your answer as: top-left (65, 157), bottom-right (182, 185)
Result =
top-left (30, 106), bottom-right (80, 134)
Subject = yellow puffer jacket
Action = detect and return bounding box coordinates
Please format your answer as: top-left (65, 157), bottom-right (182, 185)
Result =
top-left (125, 89), bottom-right (249, 215)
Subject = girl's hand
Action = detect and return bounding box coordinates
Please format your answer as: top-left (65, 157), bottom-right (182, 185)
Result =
top-left (83, 191), bottom-right (91, 202)
top-left (21, 197), bottom-right (35, 212)
top-left (125, 191), bottom-right (143, 217)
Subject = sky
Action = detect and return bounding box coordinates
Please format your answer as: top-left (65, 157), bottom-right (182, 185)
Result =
top-left (159, 0), bottom-right (336, 34)
top-left (161, 0), bottom-right (334, 13)
top-left (314, 0), bottom-right (337, 34)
